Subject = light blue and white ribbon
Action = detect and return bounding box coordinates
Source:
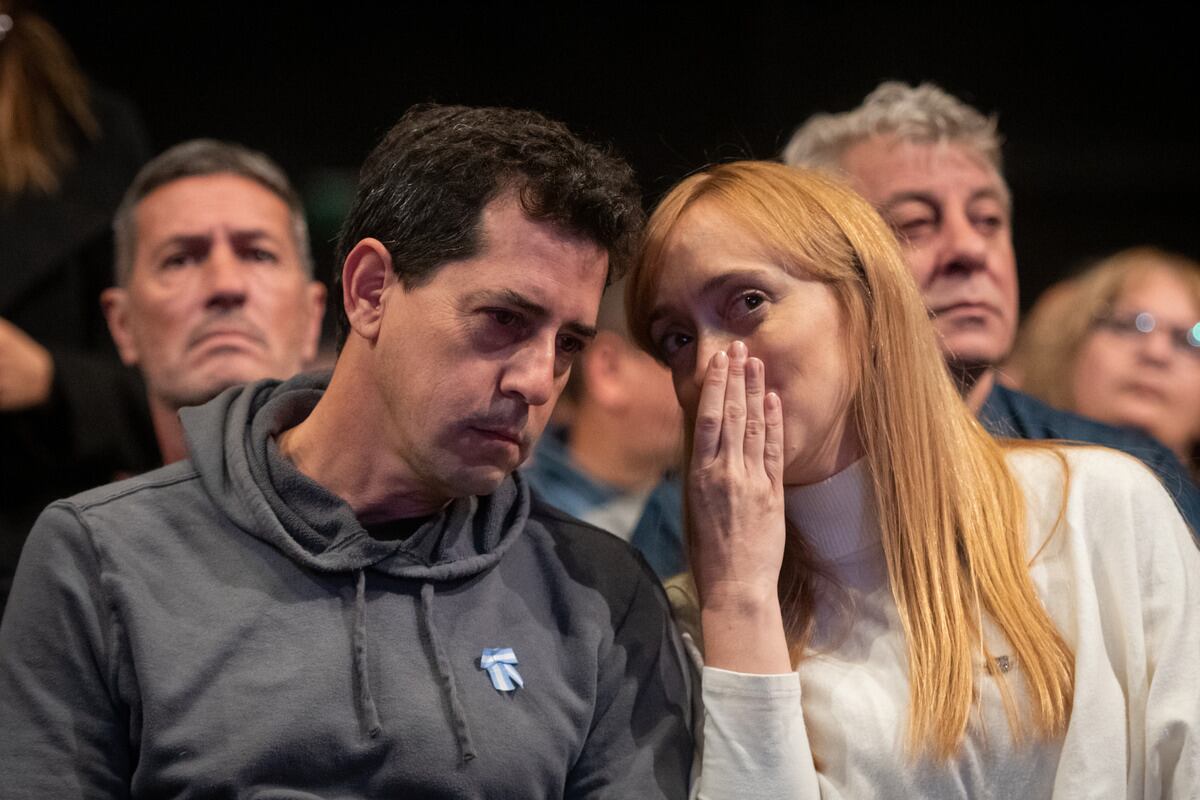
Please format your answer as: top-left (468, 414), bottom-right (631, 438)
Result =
top-left (480, 647), bottom-right (524, 692)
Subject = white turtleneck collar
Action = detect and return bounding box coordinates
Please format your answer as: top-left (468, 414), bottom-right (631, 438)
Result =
top-left (783, 458), bottom-right (882, 565)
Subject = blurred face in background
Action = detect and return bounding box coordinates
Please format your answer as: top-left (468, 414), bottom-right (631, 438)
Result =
top-left (1071, 267), bottom-right (1200, 459)
top-left (584, 332), bottom-right (683, 471)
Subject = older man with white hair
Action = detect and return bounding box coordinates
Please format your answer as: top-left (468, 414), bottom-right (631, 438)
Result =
top-left (784, 82), bottom-right (1200, 533)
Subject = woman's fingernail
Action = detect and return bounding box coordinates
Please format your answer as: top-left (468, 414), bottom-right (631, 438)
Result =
top-left (713, 351), bottom-right (728, 368)
top-left (731, 340), bottom-right (747, 358)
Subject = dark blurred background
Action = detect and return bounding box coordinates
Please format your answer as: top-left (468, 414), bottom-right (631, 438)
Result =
top-left (41, 3), bottom-right (1199, 331)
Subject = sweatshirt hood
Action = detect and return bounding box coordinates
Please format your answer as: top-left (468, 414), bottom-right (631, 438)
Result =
top-left (180, 371), bottom-right (529, 581)
top-left (182, 372), bottom-right (530, 756)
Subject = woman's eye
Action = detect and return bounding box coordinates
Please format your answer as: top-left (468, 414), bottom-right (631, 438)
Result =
top-left (730, 291), bottom-right (767, 320)
top-left (657, 331), bottom-right (692, 360)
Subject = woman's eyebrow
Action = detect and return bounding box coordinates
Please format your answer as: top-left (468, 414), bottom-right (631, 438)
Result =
top-left (647, 268), bottom-right (776, 329)
top-left (697, 269), bottom-right (774, 296)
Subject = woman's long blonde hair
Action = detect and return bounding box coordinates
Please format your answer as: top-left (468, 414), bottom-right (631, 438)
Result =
top-left (627, 161), bottom-right (1074, 759)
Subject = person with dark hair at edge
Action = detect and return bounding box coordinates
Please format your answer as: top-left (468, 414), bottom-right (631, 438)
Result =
top-left (0, 104), bottom-right (692, 798)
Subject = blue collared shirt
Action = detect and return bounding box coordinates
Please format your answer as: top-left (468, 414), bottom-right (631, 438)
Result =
top-left (981, 383), bottom-right (1200, 538)
top-left (523, 426), bottom-right (685, 579)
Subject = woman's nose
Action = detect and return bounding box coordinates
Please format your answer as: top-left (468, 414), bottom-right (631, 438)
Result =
top-left (680, 333), bottom-right (738, 409)
top-left (1136, 327), bottom-right (1177, 366)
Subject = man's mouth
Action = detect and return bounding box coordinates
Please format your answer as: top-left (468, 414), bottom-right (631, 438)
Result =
top-left (188, 323), bottom-right (268, 351)
top-left (931, 301), bottom-right (998, 318)
top-left (468, 425), bottom-right (525, 447)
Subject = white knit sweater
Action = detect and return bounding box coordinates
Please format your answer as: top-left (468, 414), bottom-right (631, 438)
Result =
top-left (671, 447), bottom-right (1200, 799)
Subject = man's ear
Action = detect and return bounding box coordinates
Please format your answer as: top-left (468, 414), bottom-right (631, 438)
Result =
top-left (579, 331), bottom-right (627, 408)
top-left (341, 238), bottom-right (396, 343)
top-left (100, 287), bottom-right (140, 366)
top-left (300, 280), bottom-right (327, 365)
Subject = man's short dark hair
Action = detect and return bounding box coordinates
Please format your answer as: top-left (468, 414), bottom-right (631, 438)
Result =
top-left (333, 103), bottom-right (643, 348)
top-left (113, 139), bottom-right (313, 284)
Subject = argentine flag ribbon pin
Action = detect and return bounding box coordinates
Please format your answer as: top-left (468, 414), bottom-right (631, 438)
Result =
top-left (480, 647), bottom-right (524, 692)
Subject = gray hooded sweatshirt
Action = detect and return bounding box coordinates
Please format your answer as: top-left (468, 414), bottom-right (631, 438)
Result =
top-left (0, 374), bottom-right (692, 798)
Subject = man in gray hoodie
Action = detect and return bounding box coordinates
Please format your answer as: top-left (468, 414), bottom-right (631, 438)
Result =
top-left (0, 104), bottom-right (691, 798)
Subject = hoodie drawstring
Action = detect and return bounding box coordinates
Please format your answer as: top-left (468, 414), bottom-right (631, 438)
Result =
top-left (419, 581), bottom-right (478, 763)
top-left (349, 571), bottom-right (477, 761)
top-left (353, 569), bottom-right (383, 737)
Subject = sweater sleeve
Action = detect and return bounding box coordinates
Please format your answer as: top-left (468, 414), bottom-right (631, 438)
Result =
top-left (565, 565), bottom-right (694, 799)
top-left (664, 579), bottom-right (820, 800)
top-left (691, 666), bottom-right (818, 799)
top-left (0, 502), bottom-right (134, 799)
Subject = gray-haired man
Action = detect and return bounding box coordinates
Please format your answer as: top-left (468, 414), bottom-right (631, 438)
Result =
top-left (101, 139), bottom-right (326, 462)
top-left (0, 140), bottom-right (326, 614)
top-left (785, 82), bottom-right (1200, 533)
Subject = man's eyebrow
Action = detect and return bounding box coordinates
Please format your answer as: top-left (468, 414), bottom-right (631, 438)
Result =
top-left (146, 228), bottom-right (283, 262)
top-left (148, 233), bottom-right (211, 261)
top-left (879, 191), bottom-right (938, 213)
top-left (468, 288), bottom-right (598, 340)
top-left (880, 186), bottom-right (1012, 212)
top-left (564, 321), bottom-right (598, 341)
top-left (967, 186), bottom-right (1012, 209)
top-left (229, 228), bottom-right (283, 244)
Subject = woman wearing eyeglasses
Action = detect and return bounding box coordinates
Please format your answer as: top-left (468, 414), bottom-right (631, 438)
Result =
top-left (1011, 248), bottom-right (1200, 483)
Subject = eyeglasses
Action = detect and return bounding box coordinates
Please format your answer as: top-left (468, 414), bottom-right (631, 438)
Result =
top-left (1093, 310), bottom-right (1200, 359)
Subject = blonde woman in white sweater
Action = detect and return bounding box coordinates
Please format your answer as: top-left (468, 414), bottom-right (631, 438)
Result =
top-left (626, 161), bottom-right (1200, 798)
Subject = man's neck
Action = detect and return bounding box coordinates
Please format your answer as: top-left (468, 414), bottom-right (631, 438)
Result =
top-left (276, 356), bottom-right (451, 523)
top-left (960, 366), bottom-right (997, 415)
top-left (567, 406), bottom-right (671, 493)
top-left (148, 397), bottom-right (186, 465)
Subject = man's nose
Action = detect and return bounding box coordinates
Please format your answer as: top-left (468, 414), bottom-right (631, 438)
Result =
top-left (937, 210), bottom-right (989, 275)
top-left (204, 244), bottom-right (249, 311)
top-left (500, 337), bottom-right (558, 407)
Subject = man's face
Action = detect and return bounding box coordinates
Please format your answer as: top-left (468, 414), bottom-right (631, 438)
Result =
top-left (104, 174), bottom-right (325, 410)
top-left (839, 136), bottom-right (1019, 371)
top-left (369, 195), bottom-right (609, 500)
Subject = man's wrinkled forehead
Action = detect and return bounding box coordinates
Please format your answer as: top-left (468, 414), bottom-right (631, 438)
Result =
top-left (837, 135), bottom-right (1011, 209)
top-left (134, 174), bottom-right (294, 246)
